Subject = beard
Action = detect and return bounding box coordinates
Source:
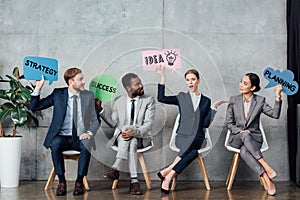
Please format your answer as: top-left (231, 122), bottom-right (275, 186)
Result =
top-left (131, 88), bottom-right (144, 97)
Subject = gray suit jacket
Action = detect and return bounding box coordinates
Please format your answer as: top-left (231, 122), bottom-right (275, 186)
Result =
top-left (100, 94), bottom-right (155, 149)
top-left (226, 94), bottom-right (282, 146)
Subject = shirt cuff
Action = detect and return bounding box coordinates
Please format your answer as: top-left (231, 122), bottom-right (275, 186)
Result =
top-left (87, 131), bottom-right (93, 136)
top-left (31, 89), bottom-right (41, 96)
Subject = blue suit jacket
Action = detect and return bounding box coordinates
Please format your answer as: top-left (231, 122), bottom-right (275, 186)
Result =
top-left (30, 87), bottom-right (100, 148)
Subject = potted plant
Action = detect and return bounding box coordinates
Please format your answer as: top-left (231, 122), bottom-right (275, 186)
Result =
top-left (0, 67), bottom-right (41, 187)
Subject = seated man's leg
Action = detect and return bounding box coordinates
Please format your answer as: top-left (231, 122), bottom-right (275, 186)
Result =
top-left (128, 138), bottom-right (142, 195)
top-left (128, 138), bottom-right (138, 180)
top-left (50, 135), bottom-right (72, 179)
top-left (50, 135), bottom-right (72, 196)
top-left (74, 139), bottom-right (92, 178)
top-left (104, 136), bottom-right (130, 180)
top-left (116, 136), bottom-right (130, 160)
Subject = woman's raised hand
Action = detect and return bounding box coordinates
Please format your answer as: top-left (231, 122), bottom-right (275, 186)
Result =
top-left (156, 65), bottom-right (166, 84)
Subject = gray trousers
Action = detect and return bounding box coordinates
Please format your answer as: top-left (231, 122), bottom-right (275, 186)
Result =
top-left (231, 132), bottom-right (265, 175)
top-left (115, 136), bottom-right (138, 178)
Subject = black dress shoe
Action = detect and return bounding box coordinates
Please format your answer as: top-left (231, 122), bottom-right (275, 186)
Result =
top-left (56, 182), bottom-right (67, 196)
top-left (104, 168), bottom-right (119, 180)
top-left (130, 182), bottom-right (142, 195)
top-left (73, 182), bottom-right (84, 196)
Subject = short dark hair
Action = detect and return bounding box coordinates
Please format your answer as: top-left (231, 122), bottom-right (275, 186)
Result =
top-left (64, 68), bottom-right (82, 85)
top-left (184, 69), bottom-right (200, 79)
top-left (121, 73), bottom-right (138, 89)
top-left (245, 72), bottom-right (261, 92)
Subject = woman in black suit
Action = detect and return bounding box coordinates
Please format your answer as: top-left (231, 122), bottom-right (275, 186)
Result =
top-left (226, 73), bottom-right (282, 195)
top-left (156, 66), bottom-right (226, 194)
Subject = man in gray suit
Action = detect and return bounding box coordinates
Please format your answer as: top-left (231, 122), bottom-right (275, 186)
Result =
top-left (30, 68), bottom-right (100, 196)
top-left (97, 73), bottom-right (155, 195)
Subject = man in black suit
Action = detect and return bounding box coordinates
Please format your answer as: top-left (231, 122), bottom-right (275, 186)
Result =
top-left (30, 67), bottom-right (100, 196)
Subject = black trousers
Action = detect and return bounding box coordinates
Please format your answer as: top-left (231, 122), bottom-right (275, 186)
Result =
top-left (173, 136), bottom-right (204, 174)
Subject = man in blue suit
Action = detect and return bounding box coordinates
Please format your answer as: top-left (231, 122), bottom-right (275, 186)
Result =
top-left (30, 67), bottom-right (100, 196)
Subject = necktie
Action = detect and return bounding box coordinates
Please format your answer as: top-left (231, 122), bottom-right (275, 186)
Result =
top-left (130, 99), bottom-right (135, 125)
top-left (72, 95), bottom-right (78, 141)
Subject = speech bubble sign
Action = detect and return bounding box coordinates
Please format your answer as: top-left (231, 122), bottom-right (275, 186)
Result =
top-left (263, 67), bottom-right (299, 95)
top-left (89, 74), bottom-right (119, 102)
top-left (23, 56), bottom-right (58, 85)
top-left (142, 48), bottom-right (181, 71)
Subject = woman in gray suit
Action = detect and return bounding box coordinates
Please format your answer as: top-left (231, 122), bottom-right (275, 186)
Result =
top-left (226, 73), bottom-right (282, 196)
top-left (156, 66), bottom-right (226, 194)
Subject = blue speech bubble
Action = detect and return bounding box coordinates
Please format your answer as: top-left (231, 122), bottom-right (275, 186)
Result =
top-left (263, 67), bottom-right (298, 95)
top-left (23, 56), bottom-right (58, 85)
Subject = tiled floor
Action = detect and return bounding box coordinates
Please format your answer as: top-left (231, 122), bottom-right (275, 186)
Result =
top-left (0, 180), bottom-right (300, 200)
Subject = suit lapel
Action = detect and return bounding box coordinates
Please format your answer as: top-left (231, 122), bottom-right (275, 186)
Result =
top-left (80, 91), bottom-right (86, 120)
top-left (61, 88), bottom-right (69, 117)
top-left (134, 96), bottom-right (145, 125)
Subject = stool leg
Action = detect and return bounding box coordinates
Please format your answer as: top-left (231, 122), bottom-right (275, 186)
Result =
top-left (138, 153), bottom-right (151, 190)
top-left (197, 156), bottom-right (211, 191)
top-left (226, 157), bottom-right (234, 186)
top-left (227, 153), bottom-right (240, 191)
top-left (171, 174), bottom-right (178, 191)
top-left (112, 160), bottom-right (124, 190)
top-left (83, 176), bottom-right (90, 191)
top-left (112, 179), bottom-right (119, 190)
top-left (45, 167), bottom-right (56, 190)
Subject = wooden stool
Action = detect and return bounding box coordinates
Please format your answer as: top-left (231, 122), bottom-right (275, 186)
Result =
top-left (44, 150), bottom-right (89, 191)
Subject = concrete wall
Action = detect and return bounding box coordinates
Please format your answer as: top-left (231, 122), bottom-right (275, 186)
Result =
top-left (0, 0), bottom-right (288, 181)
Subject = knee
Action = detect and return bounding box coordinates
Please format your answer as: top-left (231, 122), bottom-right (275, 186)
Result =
top-left (80, 139), bottom-right (92, 152)
top-left (241, 133), bottom-right (251, 143)
top-left (129, 138), bottom-right (138, 149)
top-left (239, 146), bottom-right (248, 157)
top-left (50, 138), bottom-right (63, 152)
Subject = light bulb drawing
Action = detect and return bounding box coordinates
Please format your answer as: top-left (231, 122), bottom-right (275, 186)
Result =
top-left (165, 50), bottom-right (178, 66)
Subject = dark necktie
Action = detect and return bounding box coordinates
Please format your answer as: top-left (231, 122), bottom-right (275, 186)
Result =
top-left (130, 99), bottom-right (135, 125)
top-left (72, 95), bottom-right (78, 141)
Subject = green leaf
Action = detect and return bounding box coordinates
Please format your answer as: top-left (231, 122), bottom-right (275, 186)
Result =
top-left (27, 111), bottom-right (39, 127)
top-left (0, 109), bottom-right (12, 123)
top-left (13, 67), bottom-right (20, 79)
top-left (0, 90), bottom-right (10, 100)
top-left (1, 102), bottom-right (15, 110)
top-left (15, 90), bottom-right (30, 104)
top-left (11, 107), bottom-right (27, 126)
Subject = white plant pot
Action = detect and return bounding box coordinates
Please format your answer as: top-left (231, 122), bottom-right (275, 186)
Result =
top-left (0, 137), bottom-right (22, 187)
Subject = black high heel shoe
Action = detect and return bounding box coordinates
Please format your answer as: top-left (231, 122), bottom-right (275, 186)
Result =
top-left (161, 187), bottom-right (170, 194)
top-left (157, 172), bottom-right (165, 181)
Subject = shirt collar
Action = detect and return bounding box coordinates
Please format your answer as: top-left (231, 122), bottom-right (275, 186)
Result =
top-left (127, 95), bottom-right (140, 102)
top-left (68, 89), bottom-right (80, 98)
top-left (189, 91), bottom-right (201, 98)
top-left (243, 95), bottom-right (253, 103)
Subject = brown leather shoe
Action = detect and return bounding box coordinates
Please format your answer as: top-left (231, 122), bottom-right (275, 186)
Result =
top-left (104, 168), bottom-right (119, 180)
top-left (73, 182), bottom-right (84, 196)
top-left (56, 182), bottom-right (67, 196)
top-left (130, 182), bottom-right (142, 195)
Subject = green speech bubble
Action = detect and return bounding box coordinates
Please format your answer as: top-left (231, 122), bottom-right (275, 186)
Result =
top-left (89, 74), bottom-right (119, 102)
